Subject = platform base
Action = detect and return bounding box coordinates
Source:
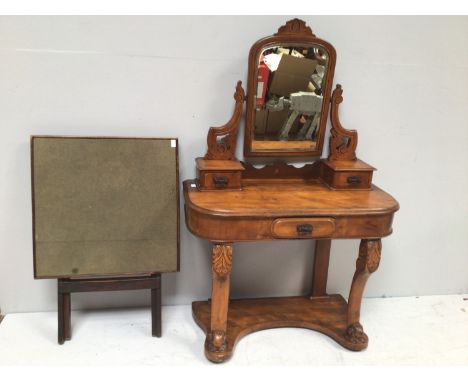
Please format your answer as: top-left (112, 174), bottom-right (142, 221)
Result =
top-left (192, 294), bottom-right (368, 363)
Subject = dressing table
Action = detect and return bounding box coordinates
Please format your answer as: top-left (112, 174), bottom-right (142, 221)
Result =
top-left (184, 19), bottom-right (399, 363)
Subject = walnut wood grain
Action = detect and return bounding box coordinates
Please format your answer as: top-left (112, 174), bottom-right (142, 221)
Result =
top-left (196, 158), bottom-right (245, 171)
top-left (208, 244), bottom-right (233, 355)
top-left (185, 180), bottom-right (398, 218)
top-left (196, 158), bottom-right (245, 191)
top-left (322, 159), bottom-right (375, 171)
top-left (346, 239), bottom-right (382, 345)
top-left (184, 179), bottom-right (398, 242)
top-left (322, 170), bottom-right (373, 190)
top-left (271, 217), bottom-right (335, 239)
top-left (320, 159), bottom-right (375, 190)
top-left (198, 172), bottom-right (243, 191)
top-left (193, 294), bottom-right (367, 363)
top-left (186, 207), bottom-right (395, 242)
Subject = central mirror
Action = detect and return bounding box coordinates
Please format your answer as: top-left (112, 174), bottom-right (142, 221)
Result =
top-left (244, 19), bottom-right (336, 157)
top-left (254, 44), bottom-right (328, 148)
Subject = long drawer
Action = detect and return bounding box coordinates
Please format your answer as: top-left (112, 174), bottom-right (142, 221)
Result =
top-left (271, 217), bottom-right (335, 239)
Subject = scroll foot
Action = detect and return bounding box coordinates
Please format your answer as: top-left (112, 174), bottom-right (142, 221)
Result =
top-left (345, 322), bottom-right (368, 345)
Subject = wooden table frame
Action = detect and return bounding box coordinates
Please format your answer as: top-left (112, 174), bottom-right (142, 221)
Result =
top-left (57, 274), bottom-right (161, 344)
top-left (185, 176), bottom-right (398, 363)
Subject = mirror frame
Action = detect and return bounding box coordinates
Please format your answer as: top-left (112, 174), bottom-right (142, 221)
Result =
top-left (244, 19), bottom-right (337, 158)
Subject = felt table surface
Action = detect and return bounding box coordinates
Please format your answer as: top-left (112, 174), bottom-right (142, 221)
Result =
top-left (32, 137), bottom-right (179, 278)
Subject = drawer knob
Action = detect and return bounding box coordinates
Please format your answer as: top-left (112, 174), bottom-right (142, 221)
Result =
top-left (297, 223), bottom-right (313, 235)
top-left (347, 175), bottom-right (362, 185)
top-left (213, 176), bottom-right (229, 187)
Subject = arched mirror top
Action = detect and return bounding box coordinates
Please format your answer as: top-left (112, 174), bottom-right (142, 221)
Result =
top-left (244, 19), bottom-right (336, 158)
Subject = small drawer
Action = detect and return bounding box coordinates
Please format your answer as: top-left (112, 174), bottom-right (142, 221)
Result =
top-left (330, 171), bottom-right (373, 189)
top-left (320, 159), bottom-right (374, 190)
top-left (271, 218), bottom-right (335, 239)
top-left (199, 171), bottom-right (242, 190)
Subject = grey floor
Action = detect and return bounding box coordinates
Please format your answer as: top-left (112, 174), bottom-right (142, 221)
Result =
top-left (0, 294), bottom-right (467, 366)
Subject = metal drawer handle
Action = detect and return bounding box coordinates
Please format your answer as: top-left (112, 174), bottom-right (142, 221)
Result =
top-left (347, 175), bottom-right (362, 185)
top-left (213, 176), bottom-right (229, 187)
top-left (297, 223), bottom-right (313, 235)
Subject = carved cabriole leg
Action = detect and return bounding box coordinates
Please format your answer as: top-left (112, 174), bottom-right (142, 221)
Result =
top-left (346, 239), bottom-right (382, 347)
top-left (207, 243), bottom-right (233, 359)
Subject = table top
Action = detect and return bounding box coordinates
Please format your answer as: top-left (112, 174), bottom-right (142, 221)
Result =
top-left (184, 179), bottom-right (399, 218)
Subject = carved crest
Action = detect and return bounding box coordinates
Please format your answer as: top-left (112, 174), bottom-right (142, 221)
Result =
top-left (212, 244), bottom-right (233, 278)
top-left (329, 85), bottom-right (358, 161)
top-left (275, 18), bottom-right (315, 37)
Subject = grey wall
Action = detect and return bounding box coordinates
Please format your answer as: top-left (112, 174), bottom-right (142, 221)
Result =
top-left (0, 16), bottom-right (467, 313)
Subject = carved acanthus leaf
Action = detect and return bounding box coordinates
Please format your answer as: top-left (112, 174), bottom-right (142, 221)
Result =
top-left (212, 244), bottom-right (233, 278)
top-left (356, 239), bottom-right (382, 273)
top-left (275, 18), bottom-right (315, 37)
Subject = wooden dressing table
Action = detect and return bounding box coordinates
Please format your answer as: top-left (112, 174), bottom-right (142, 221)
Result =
top-left (184, 19), bottom-right (399, 363)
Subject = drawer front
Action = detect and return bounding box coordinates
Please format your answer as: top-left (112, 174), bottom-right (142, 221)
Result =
top-left (199, 171), bottom-right (242, 190)
top-left (271, 218), bottom-right (335, 239)
top-left (334, 171), bottom-right (372, 189)
top-left (321, 164), bottom-right (373, 190)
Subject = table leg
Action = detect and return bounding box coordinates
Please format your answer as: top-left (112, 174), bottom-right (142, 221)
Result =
top-left (311, 239), bottom-right (331, 297)
top-left (151, 274), bottom-right (162, 337)
top-left (207, 243), bottom-right (233, 358)
top-left (57, 282), bottom-right (65, 345)
top-left (346, 239), bottom-right (382, 345)
top-left (63, 292), bottom-right (71, 340)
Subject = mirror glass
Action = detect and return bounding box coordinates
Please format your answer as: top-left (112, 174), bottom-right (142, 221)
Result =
top-left (252, 44), bottom-right (329, 152)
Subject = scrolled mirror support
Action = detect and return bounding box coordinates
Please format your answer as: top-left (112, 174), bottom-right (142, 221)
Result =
top-left (204, 81), bottom-right (245, 160)
top-left (328, 84), bottom-right (358, 161)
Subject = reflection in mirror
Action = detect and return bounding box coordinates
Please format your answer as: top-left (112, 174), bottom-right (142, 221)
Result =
top-left (253, 44), bottom-right (329, 151)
